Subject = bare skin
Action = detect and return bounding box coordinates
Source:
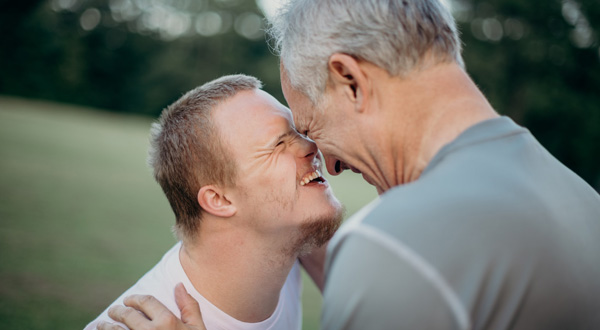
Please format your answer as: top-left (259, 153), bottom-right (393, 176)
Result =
top-left (177, 89), bottom-right (340, 322)
top-left (98, 89), bottom-right (341, 330)
top-left (99, 284), bottom-right (203, 330)
top-left (100, 249), bottom-right (327, 330)
top-left (281, 55), bottom-right (498, 194)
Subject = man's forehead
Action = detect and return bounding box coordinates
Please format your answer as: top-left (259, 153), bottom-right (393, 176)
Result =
top-left (290, 108), bottom-right (307, 130)
top-left (222, 92), bottom-right (294, 138)
top-left (216, 89), bottom-right (285, 117)
top-left (281, 84), bottom-right (312, 125)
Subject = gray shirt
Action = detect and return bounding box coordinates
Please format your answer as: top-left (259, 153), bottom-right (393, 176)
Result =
top-left (323, 117), bottom-right (600, 330)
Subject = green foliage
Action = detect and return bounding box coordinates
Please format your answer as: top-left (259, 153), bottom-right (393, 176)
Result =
top-left (459, 0), bottom-right (600, 189)
top-left (2, 0), bottom-right (597, 190)
top-left (0, 0), bottom-right (283, 116)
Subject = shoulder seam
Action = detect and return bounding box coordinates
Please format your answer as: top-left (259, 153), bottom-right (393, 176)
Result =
top-left (429, 126), bottom-right (527, 173)
top-left (328, 198), bottom-right (381, 248)
top-left (352, 224), bottom-right (471, 330)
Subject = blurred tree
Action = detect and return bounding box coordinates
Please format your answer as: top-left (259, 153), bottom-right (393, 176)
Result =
top-left (456, 0), bottom-right (600, 190)
top-left (0, 0), bottom-right (598, 190)
top-left (0, 0), bottom-right (282, 115)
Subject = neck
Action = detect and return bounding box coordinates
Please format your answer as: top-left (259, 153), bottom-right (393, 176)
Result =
top-left (373, 62), bottom-right (499, 191)
top-left (179, 219), bottom-right (297, 323)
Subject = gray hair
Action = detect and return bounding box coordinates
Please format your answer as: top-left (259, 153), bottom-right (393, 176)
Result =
top-left (148, 74), bottom-right (262, 242)
top-left (268, 0), bottom-right (464, 104)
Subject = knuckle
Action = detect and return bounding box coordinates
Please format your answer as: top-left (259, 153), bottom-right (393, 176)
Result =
top-left (158, 312), bottom-right (178, 327)
top-left (107, 306), bottom-right (121, 318)
top-left (122, 307), bottom-right (136, 318)
top-left (114, 306), bottom-right (139, 321)
top-left (139, 294), bottom-right (155, 305)
top-left (99, 320), bottom-right (121, 330)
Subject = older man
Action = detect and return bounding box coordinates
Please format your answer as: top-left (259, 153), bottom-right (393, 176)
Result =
top-left (88, 74), bottom-right (342, 330)
top-left (106, 0), bottom-right (600, 329)
top-left (272, 0), bottom-right (600, 329)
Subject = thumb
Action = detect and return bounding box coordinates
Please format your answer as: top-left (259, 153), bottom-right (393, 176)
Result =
top-left (175, 283), bottom-right (206, 329)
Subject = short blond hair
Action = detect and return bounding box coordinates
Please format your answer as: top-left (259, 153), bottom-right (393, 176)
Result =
top-left (148, 74), bottom-right (262, 241)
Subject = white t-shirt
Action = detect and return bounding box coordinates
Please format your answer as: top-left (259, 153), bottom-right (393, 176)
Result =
top-left (85, 242), bottom-right (303, 330)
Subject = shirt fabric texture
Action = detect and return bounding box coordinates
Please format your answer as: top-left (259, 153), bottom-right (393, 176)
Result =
top-left (323, 116), bottom-right (600, 330)
top-left (85, 242), bottom-right (303, 330)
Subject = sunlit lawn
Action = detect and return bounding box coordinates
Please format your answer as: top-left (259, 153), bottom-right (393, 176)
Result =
top-left (0, 96), bottom-right (377, 330)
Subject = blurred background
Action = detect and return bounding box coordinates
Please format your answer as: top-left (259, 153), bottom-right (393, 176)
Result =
top-left (0, 0), bottom-right (598, 329)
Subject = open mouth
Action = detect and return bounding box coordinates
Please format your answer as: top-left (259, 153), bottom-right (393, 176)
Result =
top-left (300, 169), bottom-right (325, 186)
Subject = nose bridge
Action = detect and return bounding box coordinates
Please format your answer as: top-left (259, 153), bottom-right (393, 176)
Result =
top-left (296, 135), bottom-right (318, 159)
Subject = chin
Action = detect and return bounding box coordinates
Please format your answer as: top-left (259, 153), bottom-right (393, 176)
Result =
top-left (294, 204), bottom-right (345, 256)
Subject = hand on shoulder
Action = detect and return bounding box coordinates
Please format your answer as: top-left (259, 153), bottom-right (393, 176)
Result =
top-left (97, 283), bottom-right (206, 330)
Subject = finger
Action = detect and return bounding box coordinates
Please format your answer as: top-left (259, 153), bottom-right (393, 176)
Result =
top-left (107, 305), bottom-right (150, 329)
top-left (123, 294), bottom-right (169, 321)
top-left (175, 283), bottom-right (205, 328)
top-left (97, 321), bottom-right (127, 330)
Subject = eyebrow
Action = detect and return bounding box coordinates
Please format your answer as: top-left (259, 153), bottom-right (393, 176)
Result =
top-left (269, 130), bottom-right (295, 147)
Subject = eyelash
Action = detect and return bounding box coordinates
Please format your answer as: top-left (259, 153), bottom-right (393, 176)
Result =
top-left (276, 141), bottom-right (284, 147)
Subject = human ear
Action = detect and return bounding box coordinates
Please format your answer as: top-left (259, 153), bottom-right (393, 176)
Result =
top-left (197, 185), bottom-right (236, 218)
top-left (327, 53), bottom-right (368, 113)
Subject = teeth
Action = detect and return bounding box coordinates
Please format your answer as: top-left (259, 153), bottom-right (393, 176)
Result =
top-left (300, 170), bottom-right (322, 186)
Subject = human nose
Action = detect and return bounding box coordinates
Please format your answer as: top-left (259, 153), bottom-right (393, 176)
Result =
top-left (296, 136), bottom-right (318, 160)
top-left (324, 155), bottom-right (343, 176)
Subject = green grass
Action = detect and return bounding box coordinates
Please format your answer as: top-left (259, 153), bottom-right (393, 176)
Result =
top-left (0, 96), bottom-right (377, 330)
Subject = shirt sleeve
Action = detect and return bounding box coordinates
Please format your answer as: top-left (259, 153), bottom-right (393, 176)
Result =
top-left (321, 227), bottom-right (469, 330)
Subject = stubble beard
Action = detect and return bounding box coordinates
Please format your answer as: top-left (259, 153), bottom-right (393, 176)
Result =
top-left (286, 204), bottom-right (345, 258)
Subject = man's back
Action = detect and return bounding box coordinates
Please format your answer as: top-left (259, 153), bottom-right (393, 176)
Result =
top-left (324, 117), bottom-right (600, 329)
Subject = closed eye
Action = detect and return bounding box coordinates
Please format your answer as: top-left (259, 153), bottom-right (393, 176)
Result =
top-left (276, 140), bottom-right (284, 147)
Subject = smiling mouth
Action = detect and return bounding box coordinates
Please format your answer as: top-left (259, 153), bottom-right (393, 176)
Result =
top-left (300, 169), bottom-right (325, 186)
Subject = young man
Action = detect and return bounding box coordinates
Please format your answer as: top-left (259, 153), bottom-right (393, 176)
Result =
top-left (86, 74), bottom-right (343, 330)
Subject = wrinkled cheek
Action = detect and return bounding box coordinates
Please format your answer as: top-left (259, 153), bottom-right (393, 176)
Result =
top-left (257, 157), bottom-right (298, 210)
